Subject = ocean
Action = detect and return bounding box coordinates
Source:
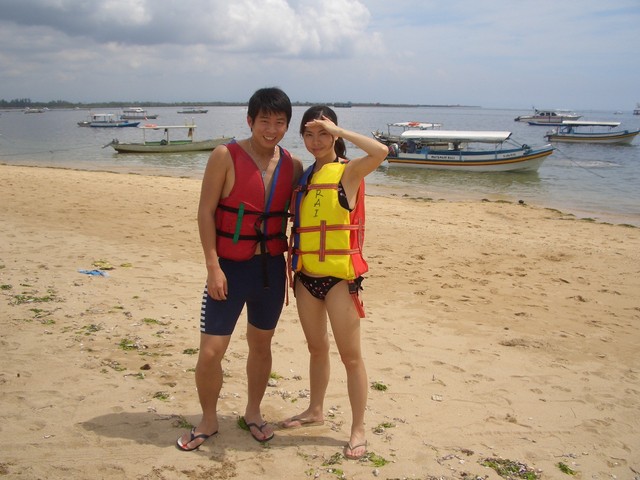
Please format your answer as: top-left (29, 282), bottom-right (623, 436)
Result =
top-left (1, 105), bottom-right (639, 226)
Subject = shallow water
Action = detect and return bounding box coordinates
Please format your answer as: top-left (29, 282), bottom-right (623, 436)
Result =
top-left (1, 105), bottom-right (639, 226)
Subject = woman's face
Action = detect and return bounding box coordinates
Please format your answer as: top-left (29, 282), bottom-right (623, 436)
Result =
top-left (302, 122), bottom-right (335, 160)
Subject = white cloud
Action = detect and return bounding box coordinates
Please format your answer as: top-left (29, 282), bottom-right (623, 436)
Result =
top-left (0, 0), bottom-right (637, 108)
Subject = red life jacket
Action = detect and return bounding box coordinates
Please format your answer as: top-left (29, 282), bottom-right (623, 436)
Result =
top-left (215, 142), bottom-right (294, 261)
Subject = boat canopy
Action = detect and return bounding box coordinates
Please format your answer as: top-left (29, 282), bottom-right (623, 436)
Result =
top-left (388, 122), bottom-right (442, 129)
top-left (399, 130), bottom-right (512, 143)
top-left (561, 120), bottom-right (621, 127)
top-left (139, 124), bottom-right (197, 130)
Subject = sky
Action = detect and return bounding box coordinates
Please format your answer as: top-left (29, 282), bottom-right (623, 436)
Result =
top-left (1, 0), bottom-right (639, 110)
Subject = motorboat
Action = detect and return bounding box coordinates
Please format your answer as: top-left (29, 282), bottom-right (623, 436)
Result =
top-left (78, 113), bottom-right (140, 128)
top-left (544, 121), bottom-right (640, 144)
top-left (372, 121), bottom-right (442, 146)
top-left (514, 108), bottom-right (581, 125)
top-left (106, 123), bottom-right (233, 153)
top-left (384, 130), bottom-right (553, 172)
top-left (177, 107), bottom-right (208, 114)
top-left (120, 107), bottom-right (159, 120)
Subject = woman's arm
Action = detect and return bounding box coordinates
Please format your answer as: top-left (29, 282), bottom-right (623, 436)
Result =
top-left (307, 116), bottom-right (388, 203)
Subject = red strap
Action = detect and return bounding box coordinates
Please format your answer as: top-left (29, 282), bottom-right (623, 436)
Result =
top-left (351, 291), bottom-right (365, 318)
top-left (295, 224), bottom-right (363, 233)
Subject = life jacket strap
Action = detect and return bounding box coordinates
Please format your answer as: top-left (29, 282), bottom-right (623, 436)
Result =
top-left (304, 182), bottom-right (339, 191)
top-left (294, 224), bottom-right (364, 233)
top-left (349, 277), bottom-right (365, 318)
top-left (293, 248), bottom-right (362, 256)
top-left (232, 203), bottom-right (245, 243)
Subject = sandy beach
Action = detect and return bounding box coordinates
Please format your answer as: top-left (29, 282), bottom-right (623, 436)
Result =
top-left (1, 163), bottom-right (639, 479)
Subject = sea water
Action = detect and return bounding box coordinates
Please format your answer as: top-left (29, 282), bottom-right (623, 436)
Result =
top-left (1, 105), bottom-right (639, 226)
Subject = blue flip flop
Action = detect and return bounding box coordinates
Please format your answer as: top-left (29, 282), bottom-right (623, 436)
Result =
top-left (175, 427), bottom-right (218, 451)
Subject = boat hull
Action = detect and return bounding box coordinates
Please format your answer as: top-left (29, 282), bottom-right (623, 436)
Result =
top-left (386, 146), bottom-right (554, 172)
top-left (545, 129), bottom-right (640, 145)
top-left (527, 121), bottom-right (566, 126)
top-left (514, 110), bottom-right (581, 123)
top-left (111, 137), bottom-right (232, 153)
top-left (90, 121), bottom-right (140, 128)
top-left (121, 114), bottom-right (159, 120)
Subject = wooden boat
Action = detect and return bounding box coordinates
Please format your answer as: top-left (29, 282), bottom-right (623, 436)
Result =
top-left (177, 107), bottom-right (208, 114)
top-left (107, 124), bottom-right (233, 153)
top-left (120, 107), bottom-right (159, 120)
top-left (384, 130), bottom-right (554, 172)
top-left (514, 108), bottom-right (581, 125)
top-left (78, 113), bottom-right (140, 128)
top-left (372, 121), bottom-right (442, 146)
top-left (544, 121), bottom-right (640, 144)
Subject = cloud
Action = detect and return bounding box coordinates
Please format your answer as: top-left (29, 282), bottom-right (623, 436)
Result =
top-left (0, 0), bottom-right (638, 107)
top-left (0, 0), bottom-right (379, 57)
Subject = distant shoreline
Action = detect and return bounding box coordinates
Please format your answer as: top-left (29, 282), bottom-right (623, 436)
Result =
top-left (0, 101), bottom-right (481, 111)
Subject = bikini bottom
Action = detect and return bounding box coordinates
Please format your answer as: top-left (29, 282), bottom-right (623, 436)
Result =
top-left (295, 271), bottom-right (343, 300)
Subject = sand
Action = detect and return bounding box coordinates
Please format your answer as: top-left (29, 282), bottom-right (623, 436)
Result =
top-left (1, 164), bottom-right (639, 479)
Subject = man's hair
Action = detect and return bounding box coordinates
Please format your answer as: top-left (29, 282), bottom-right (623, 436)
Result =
top-left (247, 87), bottom-right (292, 126)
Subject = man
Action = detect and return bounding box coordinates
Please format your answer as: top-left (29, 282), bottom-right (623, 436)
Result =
top-left (177, 87), bottom-right (302, 450)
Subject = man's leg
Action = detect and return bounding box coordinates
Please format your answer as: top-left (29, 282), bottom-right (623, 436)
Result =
top-left (244, 324), bottom-right (275, 440)
top-left (177, 332), bottom-right (231, 449)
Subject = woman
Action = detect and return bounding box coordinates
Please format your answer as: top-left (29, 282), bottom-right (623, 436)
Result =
top-left (283, 106), bottom-right (388, 460)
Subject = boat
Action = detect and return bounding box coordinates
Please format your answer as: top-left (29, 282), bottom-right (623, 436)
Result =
top-left (514, 108), bottom-right (581, 125)
top-left (24, 107), bottom-right (47, 113)
top-left (544, 121), bottom-right (640, 144)
top-left (372, 121), bottom-right (442, 146)
top-left (120, 107), bottom-right (159, 120)
top-left (383, 130), bottom-right (554, 172)
top-left (634, 103), bottom-right (640, 115)
top-left (107, 124), bottom-right (233, 153)
top-left (78, 113), bottom-right (140, 128)
top-left (177, 107), bottom-right (208, 114)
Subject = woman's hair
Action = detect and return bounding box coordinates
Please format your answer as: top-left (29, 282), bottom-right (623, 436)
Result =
top-left (299, 105), bottom-right (347, 159)
top-left (248, 87), bottom-right (292, 126)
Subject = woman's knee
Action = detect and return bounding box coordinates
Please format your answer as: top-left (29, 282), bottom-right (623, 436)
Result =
top-left (307, 335), bottom-right (330, 358)
top-left (339, 352), bottom-right (364, 371)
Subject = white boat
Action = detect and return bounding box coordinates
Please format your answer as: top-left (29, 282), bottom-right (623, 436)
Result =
top-left (514, 108), bottom-right (581, 125)
top-left (107, 124), bottom-right (233, 153)
top-left (24, 107), bottom-right (47, 114)
top-left (544, 121), bottom-right (640, 144)
top-left (372, 121), bottom-right (442, 146)
top-left (177, 107), bottom-right (208, 114)
top-left (384, 130), bottom-right (554, 172)
top-left (78, 113), bottom-right (140, 128)
top-left (120, 107), bottom-right (159, 120)
top-left (634, 103), bottom-right (640, 115)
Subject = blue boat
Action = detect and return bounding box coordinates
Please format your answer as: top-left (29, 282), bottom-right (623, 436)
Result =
top-left (78, 113), bottom-right (140, 128)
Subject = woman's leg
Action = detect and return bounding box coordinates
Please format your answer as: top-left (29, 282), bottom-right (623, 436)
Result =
top-left (282, 281), bottom-right (330, 426)
top-left (326, 281), bottom-right (368, 457)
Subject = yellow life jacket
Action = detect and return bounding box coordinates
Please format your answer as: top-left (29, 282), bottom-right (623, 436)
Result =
top-left (291, 162), bottom-right (367, 280)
